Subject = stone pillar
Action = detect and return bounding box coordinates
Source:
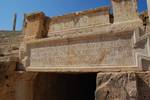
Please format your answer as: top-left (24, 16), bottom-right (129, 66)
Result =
top-left (22, 13), bottom-right (26, 30)
top-left (13, 13), bottom-right (17, 31)
top-left (15, 80), bottom-right (33, 100)
top-left (111, 0), bottom-right (139, 22)
top-left (15, 73), bottom-right (37, 100)
top-left (147, 0), bottom-right (150, 21)
top-left (95, 72), bottom-right (138, 100)
top-left (23, 12), bottom-right (47, 42)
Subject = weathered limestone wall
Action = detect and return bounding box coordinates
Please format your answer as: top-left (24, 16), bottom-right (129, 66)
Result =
top-left (0, 31), bottom-right (22, 100)
top-left (0, 31), bottom-right (23, 61)
top-left (0, 31), bottom-right (36, 100)
top-left (24, 7), bottom-right (110, 41)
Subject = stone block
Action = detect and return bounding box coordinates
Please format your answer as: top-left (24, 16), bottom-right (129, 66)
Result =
top-left (24, 12), bottom-right (48, 42)
top-left (111, 0), bottom-right (139, 22)
top-left (96, 72), bottom-right (138, 100)
top-left (48, 7), bottom-right (110, 33)
top-left (137, 72), bottom-right (150, 100)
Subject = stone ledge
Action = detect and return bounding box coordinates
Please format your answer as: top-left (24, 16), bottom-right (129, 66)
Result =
top-left (26, 66), bottom-right (139, 73)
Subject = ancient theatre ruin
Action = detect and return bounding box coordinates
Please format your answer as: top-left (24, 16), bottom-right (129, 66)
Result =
top-left (0, 0), bottom-right (150, 100)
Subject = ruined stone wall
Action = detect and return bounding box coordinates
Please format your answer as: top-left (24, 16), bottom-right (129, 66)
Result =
top-left (0, 31), bottom-right (23, 61)
top-left (23, 7), bottom-right (110, 42)
top-left (0, 31), bottom-right (23, 100)
top-left (23, 0), bottom-right (141, 42)
top-left (0, 31), bottom-right (35, 100)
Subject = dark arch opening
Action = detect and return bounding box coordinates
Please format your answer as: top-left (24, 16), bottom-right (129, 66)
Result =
top-left (33, 73), bottom-right (96, 100)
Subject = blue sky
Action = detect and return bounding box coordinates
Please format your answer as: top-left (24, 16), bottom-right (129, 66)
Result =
top-left (0, 0), bottom-right (148, 30)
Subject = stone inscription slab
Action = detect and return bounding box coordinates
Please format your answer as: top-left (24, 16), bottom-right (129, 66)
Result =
top-left (28, 33), bottom-right (135, 67)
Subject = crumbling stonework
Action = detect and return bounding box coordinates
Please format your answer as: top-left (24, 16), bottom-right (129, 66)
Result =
top-left (0, 31), bottom-right (36, 100)
top-left (96, 72), bottom-right (138, 100)
top-left (49, 7), bottom-right (110, 32)
top-left (96, 72), bottom-right (150, 100)
top-left (24, 12), bottom-right (48, 42)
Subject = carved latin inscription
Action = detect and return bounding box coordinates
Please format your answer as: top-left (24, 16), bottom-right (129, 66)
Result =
top-left (28, 33), bottom-right (135, 68)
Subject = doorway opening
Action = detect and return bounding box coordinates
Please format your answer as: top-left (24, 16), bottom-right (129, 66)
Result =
top-left (33, 73), bottom-right (96, 100)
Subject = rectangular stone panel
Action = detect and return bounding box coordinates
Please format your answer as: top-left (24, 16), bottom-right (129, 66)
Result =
top-left (25, 32), bottom-right (135, 69)
top-left (48, 7), bottom-right (110, 33)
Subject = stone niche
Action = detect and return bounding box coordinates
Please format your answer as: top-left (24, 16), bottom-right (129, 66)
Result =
top-left (111, 0), bottom-right (139, 22)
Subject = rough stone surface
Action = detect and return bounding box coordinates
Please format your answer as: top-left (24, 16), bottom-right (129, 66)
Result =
top-left (0, 31), bottom-right (23, 61)
top-left (0, 31), bottom-right (36, 100)
top-left (49, 7), bottom-right (109, 32)
top-left (137, 72), bottom-right (150, 100)
top-left (111, 0), bottom-right (139, 22)
top-left (96, 72), bottom-right (138, 100)
top-left (24, 12), bottom-right (48, 42)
